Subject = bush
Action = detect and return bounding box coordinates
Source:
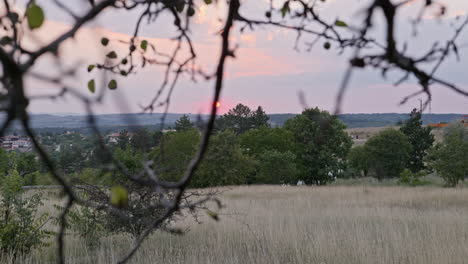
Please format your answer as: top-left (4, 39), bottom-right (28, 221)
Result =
top-left (347, 145), bottom-right (371, 177)
top-left (194, 130), bottom-right (255, 187)
top-left (426, 124), bottom-right (468, 187)
top-left (72, 184), bottom-right (180, 240)
top-left (256, 150), bottom-right (298, 184)
top-left (365, 129), bottom-right (412, 179)
top-left (398, 169), bottom-right (428, 186)
top-left (0, 170), bottom-right (51, 257)
top-left (59, 205), bottom-right (107, 249)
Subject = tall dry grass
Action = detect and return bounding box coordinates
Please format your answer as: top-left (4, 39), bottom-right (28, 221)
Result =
top-left (10, 186), bottom-right (468, 263)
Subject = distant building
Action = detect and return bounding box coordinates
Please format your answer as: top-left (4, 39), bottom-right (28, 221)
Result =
top-left (0, 135), bottom-right (32, 152)
top-left (106, 132), bottom-right (135, 144)
top-left (107, 133), bottom-right (121, 144)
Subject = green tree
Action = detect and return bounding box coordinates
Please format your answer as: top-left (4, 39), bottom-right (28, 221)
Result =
top-left (57, 145), bottom-right (86, 174)
top-left (400, 108), bottom-right (434, 172)
top-left (250, 106), bottom-right (270, 129)
top-left (88, 135), bottom-right (113, 168)
top-left (0, 149), bottom-right (10, 176)
top-left (194, 130), bottom-right (254, 187)
top-left (0, 170), bottom-right (51, 257)
top-left (347, 145), bottom-right (372, 177)
top-left (426, 124), bottom-right (468, 187)
top-left (216, 103), bottom-right (270, 134)
top-left (15, 152), bottom-right (40, 177)
top-left (152, 130), bottom-right (163, 146)
top-left (152, 129), bottom-right (200, 182)
top-left (174, 115), bottom-right (194, 132)
top-left (239, 127), bottom-right (294, 157)
top-left (131, 128), bottom-right (153, 152)
top-left (256, 150), bottom-right (298, 184)
top-left (116, 130), bottom-right (131, 150)
top-left (114, 147), bottom-right (143, 175)
top-left (284, 107), bottom-right (352, 185)
top-left (365, 129), bottom-right (412, 180)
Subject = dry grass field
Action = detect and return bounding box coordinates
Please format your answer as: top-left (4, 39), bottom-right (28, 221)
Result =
top-left (9, 185), bottom-right (468, 264)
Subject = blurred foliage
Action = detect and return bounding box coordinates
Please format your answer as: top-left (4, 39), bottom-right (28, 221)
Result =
top-left (0, 170), bottom-right (52, 257)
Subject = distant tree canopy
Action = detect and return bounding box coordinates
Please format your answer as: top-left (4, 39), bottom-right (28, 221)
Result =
top-left (131, 128), bottom-right (153, 152)
top-left (400, 108), bottom-right (434, 173)
top-left (152, 128), bottom-right (200, 182)
top-left (239, 127), bottom-right (295, 157)
top-left (194, 130), bottom-right (255, 187)
top-left (216, 104), bottom-right (270, 134)
top-left (174, 115), bottom-right (194, 132)
top-left (284, 107), bottom-right (352, 185)
top-left (365, 129), bottom-right (412, 180)
top-left (427, 124), bottom-right (468, 187)
top-left (347, 145), bottom-right (372, 177)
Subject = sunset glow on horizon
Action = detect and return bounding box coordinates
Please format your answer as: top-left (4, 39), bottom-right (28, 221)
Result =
top-left (16, 0), bottom-right (468, 115)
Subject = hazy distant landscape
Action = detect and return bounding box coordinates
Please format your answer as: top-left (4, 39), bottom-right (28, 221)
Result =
top-left (2, 113), bottom-right (465, 134)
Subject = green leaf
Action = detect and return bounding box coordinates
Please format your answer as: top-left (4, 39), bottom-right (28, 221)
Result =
top-left (204, 0), bottom-right (212, 4)
top-left (108, 79), bottom-right (117, 90)
top-left (26, 4), bottom-right (45, 30)
top-left (87, 65), bottom-right (95, 72)
top-left (140, 40), bottom-right (148, 51)
top-left (334, 20), bottom-right (348, 27)
top-left (87, 79), bottom-right (95, 93)
top-left (176, 1), bottom-right (185, 13)
top-left (101, 37), bottom-right (109, 46)
top-left (106, 51), bottom-right (117, 59)
top-left (280, 2), bottom-right (290, 18)
top-left (206, 210), bottom-right (219, 221)
top-left (110, 186), bottom-right (128, 208)
top-left (187, 6), bottom-right (195, 17)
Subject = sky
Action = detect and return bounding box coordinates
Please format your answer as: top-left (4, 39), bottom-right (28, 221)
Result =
top-left (10, 0), bottom-right (468, 114)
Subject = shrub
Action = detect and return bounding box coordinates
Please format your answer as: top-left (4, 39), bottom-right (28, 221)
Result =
top-left (58, 205), bottom-right (107, 249)
top-left (426, 124), bottom-right (468, 187)
top-left (347, 145), bottom-right (371, 177)
top-left (256, 150), bottom-right (298, 184)
top-left (398, 169), bottom-right (428, 186)
top-left (0, 170), bottom-right (52, 257)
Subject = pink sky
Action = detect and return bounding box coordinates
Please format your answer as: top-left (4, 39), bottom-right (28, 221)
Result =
top-left (12, 0), bottom-right (468, 114)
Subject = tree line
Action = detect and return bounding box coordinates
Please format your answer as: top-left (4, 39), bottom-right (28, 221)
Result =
top-left (1, 104), bottom-right (466, 189)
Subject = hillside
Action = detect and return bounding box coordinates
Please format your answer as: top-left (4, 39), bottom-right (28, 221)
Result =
top-left (1, 113), bottom-right (465, 133)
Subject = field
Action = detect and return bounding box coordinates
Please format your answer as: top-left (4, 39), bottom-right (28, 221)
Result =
top-left (11, 185), bottom-right (468, 264)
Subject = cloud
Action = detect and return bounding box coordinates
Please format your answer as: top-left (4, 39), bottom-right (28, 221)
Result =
top-left (10, 0), bottom-right (468, 114)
